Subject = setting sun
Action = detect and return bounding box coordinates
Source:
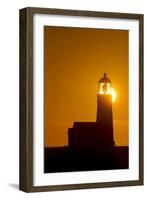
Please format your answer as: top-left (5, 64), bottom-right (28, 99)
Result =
top-left (111, 88), bottom-right (116, 102)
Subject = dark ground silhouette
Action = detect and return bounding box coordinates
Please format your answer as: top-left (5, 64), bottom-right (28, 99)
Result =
top-left (44, 146), bottom-right (128, 173)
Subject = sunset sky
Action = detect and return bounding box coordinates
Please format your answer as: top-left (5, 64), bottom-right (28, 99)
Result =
top-left (44, 26), bottom-right (128, 147)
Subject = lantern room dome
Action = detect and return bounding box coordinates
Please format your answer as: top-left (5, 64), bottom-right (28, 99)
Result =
top-left (98, 73), bottom-right (111, 83)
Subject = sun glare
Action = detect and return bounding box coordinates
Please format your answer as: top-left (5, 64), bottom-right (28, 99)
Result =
top-left (111, 88), bottom-right (116, 102)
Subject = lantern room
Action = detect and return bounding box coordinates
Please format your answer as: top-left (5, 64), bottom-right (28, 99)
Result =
top-left (98, 73), bottom-right (112, 94)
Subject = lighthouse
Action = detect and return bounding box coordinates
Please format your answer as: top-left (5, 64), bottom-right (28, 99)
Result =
top-left (68, 73), bottom-right (115, 154)
top-left (96, 73), bottom-right (115, 149)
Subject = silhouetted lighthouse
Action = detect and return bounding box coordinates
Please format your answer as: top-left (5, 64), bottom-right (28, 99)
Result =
top-left (96, 73), bottom-right (114, 149)
top-left (68, 73), bottom-right (115, 154)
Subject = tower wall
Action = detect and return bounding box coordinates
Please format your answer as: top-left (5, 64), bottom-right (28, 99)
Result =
top-left (96, 94), bottom-right (114, 147)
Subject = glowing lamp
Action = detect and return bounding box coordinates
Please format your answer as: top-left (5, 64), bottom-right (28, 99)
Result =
top-left (98, 73), bottom-right (116, 102)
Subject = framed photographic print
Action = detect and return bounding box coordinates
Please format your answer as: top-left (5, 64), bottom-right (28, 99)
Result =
top-left (19, 7), bottom-right (144, 192)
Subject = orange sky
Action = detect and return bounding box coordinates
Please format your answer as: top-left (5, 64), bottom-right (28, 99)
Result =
top-left (44, 26), bottom-right (128, 147)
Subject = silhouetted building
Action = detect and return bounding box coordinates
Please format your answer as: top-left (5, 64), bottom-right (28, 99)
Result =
top-left (68, 73), bottom-right (115, 155)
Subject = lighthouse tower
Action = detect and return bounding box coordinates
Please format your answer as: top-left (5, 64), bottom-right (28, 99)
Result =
top-left (97, 73), bottom-right (115, 148)
top-left (68, 73), bottom-right (115, 154)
